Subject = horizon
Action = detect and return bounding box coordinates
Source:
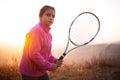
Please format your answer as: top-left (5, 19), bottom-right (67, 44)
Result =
top-left (0, 41), bottom-right (120, 65)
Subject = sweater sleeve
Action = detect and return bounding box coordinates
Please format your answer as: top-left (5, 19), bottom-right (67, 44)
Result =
top-left (49, 51), bottom-right (57, 63)
top-left (26, 30), bottom-right (53, 70)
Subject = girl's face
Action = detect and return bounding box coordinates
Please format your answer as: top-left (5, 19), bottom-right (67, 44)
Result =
top-left (41, 9), bottom-right (55, 26)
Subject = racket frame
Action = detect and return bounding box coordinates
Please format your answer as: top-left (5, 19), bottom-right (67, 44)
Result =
top-left (59, 12), bottom-right (100, 60)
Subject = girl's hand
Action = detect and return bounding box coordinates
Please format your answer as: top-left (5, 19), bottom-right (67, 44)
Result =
top-left (49, 59), bottom-right (63, 71)
top-left (55, 59), bottom-right (63, 67)
top-left (49, 63), bottom-right (57, 71)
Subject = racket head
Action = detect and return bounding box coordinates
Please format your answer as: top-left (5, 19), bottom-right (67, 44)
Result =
top-left (69, 12), bottom-right (100, 46)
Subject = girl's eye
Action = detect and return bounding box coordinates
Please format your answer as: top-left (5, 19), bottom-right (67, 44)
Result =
top-left (52, 15), bottom-right (55, 18)
top-left (46, 13), bottom-right (55, 18)
top-left (46, 13), bottom-right (51, 17)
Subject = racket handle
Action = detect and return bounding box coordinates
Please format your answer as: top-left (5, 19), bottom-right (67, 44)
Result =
top-left (58, 53), bottom-right (66, 60)
top-left (58, 56), bottom-right (64, 60)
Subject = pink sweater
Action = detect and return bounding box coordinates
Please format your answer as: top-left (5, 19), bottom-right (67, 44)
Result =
top-left (19, 21), bottom-right (56, 77)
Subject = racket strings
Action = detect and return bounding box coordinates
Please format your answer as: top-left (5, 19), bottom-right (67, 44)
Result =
top-left (69, 13), bottom-right (99, 45)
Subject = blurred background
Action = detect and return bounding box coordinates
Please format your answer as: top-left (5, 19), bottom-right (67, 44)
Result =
top-left (0, 0), bottom-right (120, 63)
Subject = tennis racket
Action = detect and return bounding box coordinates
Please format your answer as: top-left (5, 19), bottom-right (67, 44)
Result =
top-left (59, 12), bottom-right (100, 60)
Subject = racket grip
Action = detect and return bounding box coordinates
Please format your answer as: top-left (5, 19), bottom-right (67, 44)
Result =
top-left (58, 53), bottom-right (66, 60)
top-left (58, 56), bottom-right (64, 60)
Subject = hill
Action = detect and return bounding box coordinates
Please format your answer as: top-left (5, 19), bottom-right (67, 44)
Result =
top-left (52, 42), bottom-right (120, 63)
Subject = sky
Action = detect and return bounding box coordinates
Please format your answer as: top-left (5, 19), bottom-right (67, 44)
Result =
top-left (0, 0), bottom-right (120, 48)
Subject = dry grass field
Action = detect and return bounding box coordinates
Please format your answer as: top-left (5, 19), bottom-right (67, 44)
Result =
top-left (0, 43), bottom-right (120, 80)
top-left (0, 56), bottom-right (120, 80)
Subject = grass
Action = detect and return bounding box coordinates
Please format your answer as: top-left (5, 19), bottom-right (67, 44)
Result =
top-left (0, 58), bottom-right (21, 80)
top-left (49, 56), bottom-right (120, 80)
top-left (0, 55), bottom-right (120, 80)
